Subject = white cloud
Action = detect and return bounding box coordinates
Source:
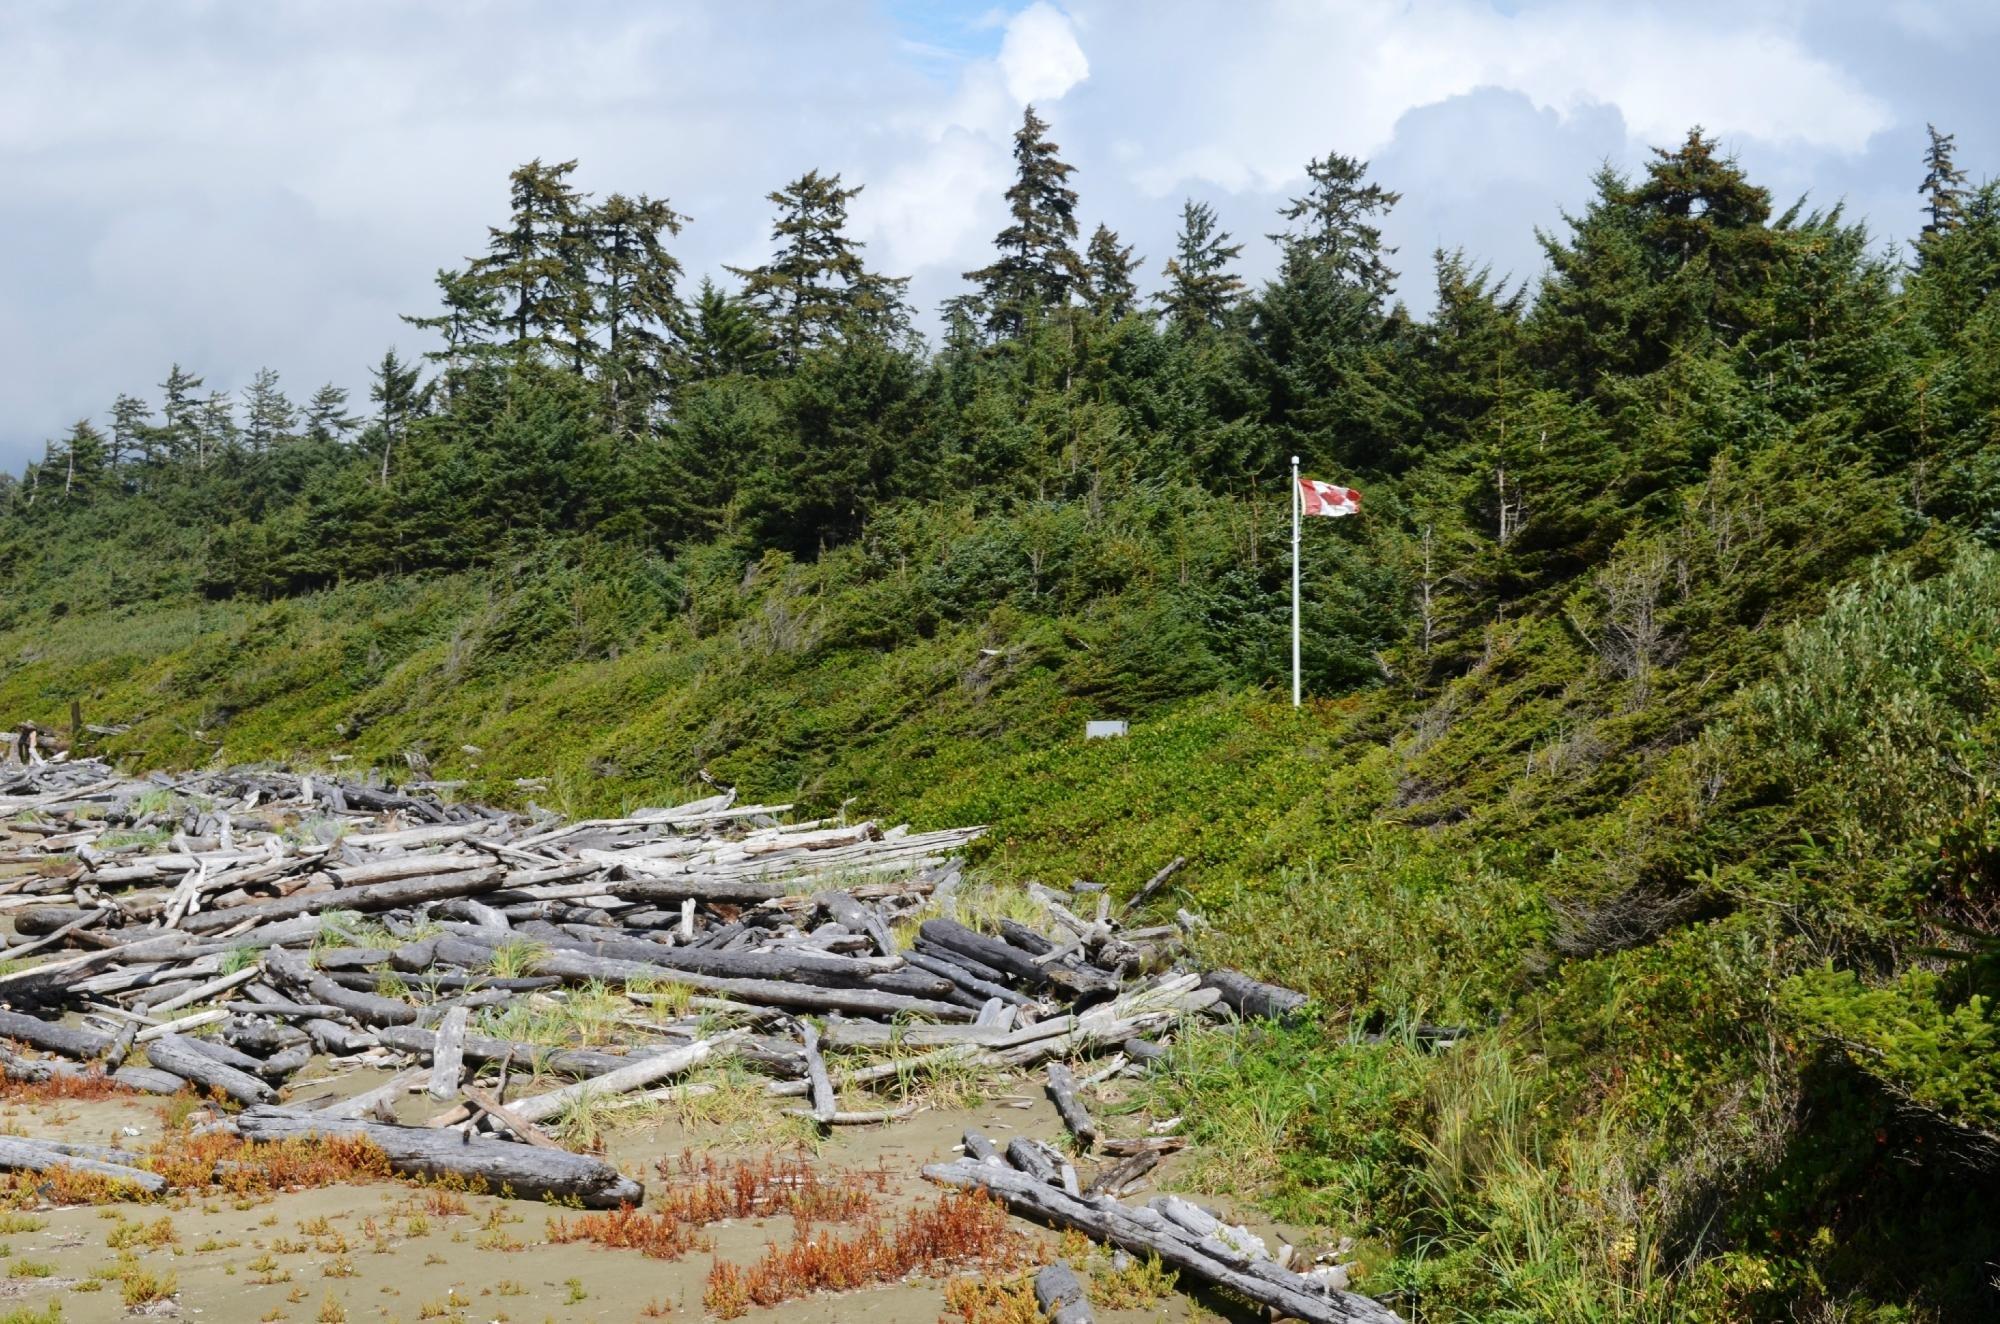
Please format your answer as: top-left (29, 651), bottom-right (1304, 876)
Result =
top-left (997, 2), bottom-right (1090, 105)
top-left (0, 0), bottom-right (1970, 467)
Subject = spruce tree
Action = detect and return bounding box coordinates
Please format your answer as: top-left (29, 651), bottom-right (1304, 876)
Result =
top-left (158, 364), bottom-right (204, 467)
top-left (302, 384), bottom-right (360, 445)
top-left (197, 390), bottom-right (238, 467)
top-left (1082, 224), bottom-right (1141, 320)
top-left (1158, 199), bottom-right (1243, 332)
top-left (964, 105), bottom-right (1084, 338)
top-left (402, 267), bottom-right (503, 392)
top-left (1272, 152), bottom-right (1401, 301)
top-left (588, 191), bottom-right (686, 430)
top-left (368, 349), bottom-right (423, 484)
top-left (683, 278), bottom-right (774, 380)
top-left (472, 159), bottom-right (592, 362)
top-left (241, 367), bottom-right (297, 454)
top-left (55, 420), bottom-right (108, 498)
top-left (108, 392), bottom-right (151, 475)
top-left (729, 171), bottom-right (906, 365)
top-left (1920, 123), bottom-right (1969, 240)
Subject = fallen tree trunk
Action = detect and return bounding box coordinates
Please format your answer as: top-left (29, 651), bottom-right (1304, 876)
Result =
top-left (144, 1034), bottom-right (274, 1106)
top-left (1198, 970), bottom-right (1307, 1022)
top-left (923, 1159), bottom-right (1400, 1324)
top-left (233, 1107), bottom-right (643, 1207)
top-left (0, 1136), bottom-right (167, 1195)
top-left (176, 867), bottom-right (506, 935)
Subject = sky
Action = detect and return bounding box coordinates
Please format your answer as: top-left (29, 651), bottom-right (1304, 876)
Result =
top-left (2, 0), bottom-right (1994, 468)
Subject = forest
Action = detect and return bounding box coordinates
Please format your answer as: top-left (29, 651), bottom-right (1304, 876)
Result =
top-left (4, 111), bottom-right (2000, 1320)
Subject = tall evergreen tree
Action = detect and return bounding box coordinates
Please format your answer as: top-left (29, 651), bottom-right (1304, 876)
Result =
top-left (108, 392), bottom-right (151, 475)
top-left (472, 159), bottom-right (591, 362)
top-left (1271, 152), bottom-right (1401, 302)
top-left (683, 278), bottom-right (774, 380)
top-left (368, 349), bottom-right (423, 484)
top-left (1158, 199), bottom-right (1243, 332)
top-left (402, 267), bottom-right (503, 393)
top-left (588, 191), bottom-right (686, 431)
top-left (54, 419), bottom-right (108, 498)
top-left (729, 170), bottom-right (905, 365)
top-left (197, 390), bottom-right (238, 467)
top-left (241, 367), bottom-right (297, 454)
top-left (158, 364), bottom-right (204, 467)
top-left (1082, 224), bottom-right (1141, 320)
top-left (302, 384), bottom-right (360, 446)
top-left (964, 106), bottom-right (1084, 339)
top-left (1920, 123), bottom-right (1969, 241)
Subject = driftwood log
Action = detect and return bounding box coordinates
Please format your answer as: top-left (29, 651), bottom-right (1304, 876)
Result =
top-left (233, 1107), bottom-right (643, 1207)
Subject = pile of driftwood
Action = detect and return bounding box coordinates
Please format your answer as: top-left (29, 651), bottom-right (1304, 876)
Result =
top-left (0, 752), bottom-right (1396, 1317)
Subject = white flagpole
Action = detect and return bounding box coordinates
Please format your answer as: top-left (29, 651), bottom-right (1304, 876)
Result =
top-left (1291, 454), bottom-right (1301, 708)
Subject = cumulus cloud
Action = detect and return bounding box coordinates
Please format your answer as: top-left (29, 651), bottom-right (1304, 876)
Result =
top-left (0, 0), bottom-right (1979, 466)
top-left (998, 2), bottom-right (1090, 104)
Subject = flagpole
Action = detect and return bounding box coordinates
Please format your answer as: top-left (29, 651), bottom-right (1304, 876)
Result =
top-left (1291, 454), bottom-right (1301, 708)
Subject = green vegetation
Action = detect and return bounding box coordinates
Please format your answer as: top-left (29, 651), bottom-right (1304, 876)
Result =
top-left (5, 119), bottom-right (2000, 1319)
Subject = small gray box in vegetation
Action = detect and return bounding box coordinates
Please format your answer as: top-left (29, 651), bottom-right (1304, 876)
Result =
top-left (1085, 720), bottom-right (1128, 739)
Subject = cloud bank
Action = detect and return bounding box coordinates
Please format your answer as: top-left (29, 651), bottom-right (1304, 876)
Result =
top-left (0, 0), bottom-right (1985, 465)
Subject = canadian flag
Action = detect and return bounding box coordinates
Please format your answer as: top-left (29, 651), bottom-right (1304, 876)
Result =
top-left (1298, 476), bottom-right (1361, 517)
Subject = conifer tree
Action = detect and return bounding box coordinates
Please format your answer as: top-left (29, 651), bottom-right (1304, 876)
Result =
top-left (472, 159), bottom-right (591, 362)
top-left (1082, 224), bottom-right (1141, 320)
top-left (1920, 123), bottom-right (1969, 240)
top-left (108, 392), bottom-right (151, 474)
top-left (964, 105), bottom-right (1084, 338)
top-left (1158, 199), bottom-right (1243, 332)
top-left (683, 278), bottom-right (774, 380)
top-left (588, 191), bottom-right (686, 430)
top-left (402, 267), bottom-right (503, 393)
top-left (241, 367), bottom-right (296, 454)
top-left (302, 384), bottom-right (360, 446)
top-left (197, 390), bottom-right (238, 467)
top-left (1272, 152), bottom-right (1401, 301)
top-left (55, 419), bottom-right (108, 498)
top-left (368, 349), bottom-right (423, 485)
top-left (729, 171), bottom-right (906, 365)
top-left (157, 364), bottom-right (204, 467)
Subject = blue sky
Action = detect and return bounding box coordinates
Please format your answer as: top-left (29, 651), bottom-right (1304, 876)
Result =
top-left (1, 0), bottom-right (1993, 468)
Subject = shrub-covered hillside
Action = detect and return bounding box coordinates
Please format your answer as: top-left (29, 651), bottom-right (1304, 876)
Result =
top-left (5, 120), bottom-right (2000, 1319)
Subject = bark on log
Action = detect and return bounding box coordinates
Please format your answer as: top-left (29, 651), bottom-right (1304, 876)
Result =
top-left (801, 1021), bottom-right (835, 1123)
top-left (1035, 1262), bottom-right (1094, 1324)
top-left (1045, 1062), bottom-right (1098, 1151)
top-left (145, 1034), bottom-right (274, 1106)
top-left (924, 1159), bottom-right (1401, 1324)
top-left (0, 1136), bottom-right (167, 1195)
top-left (176, 866), bottom-right (505, 935)
top-left (1198, 970), bottom-right (1308, 1022)
top-left (234, 1107), bottom-right (643, 1207)
top-left (0, 1009), bottom-right (113, 1060)
top-left (426, 1007), bottom-right (470, 1102)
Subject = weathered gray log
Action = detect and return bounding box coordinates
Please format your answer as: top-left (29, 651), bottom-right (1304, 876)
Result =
top-left (919, 919), bottom-right (1048, 987)
top-left (1199, 969), bottom-right (1308, 1022)
top-left (431, 936), bottom-right (972, 1021)
top-left (817, 891), bottom-right (896, 957)
top-left (1123, 856), bottom-right (1186, 915)
top-left (1006, 1136), bottom-right (1070, 1191)
top-left (904, 950), bottom-right (1031, 1007)
top-left (170, 1034), bottom-right (267, 1077)
top-left (1086, 1148), bottom-right (1160, 1196)
top-left (1121, 1037), bottom-right (1168, 1066)
top-left (175, 866), bottom-right (506, 934)
top-left (234, 1106), bottom-right (643, 1207)
top-left (1045, 1062), bottom-right (1098, 1151)
top-left (924, 1159), bottom-right (1401, 1324)
top-left (373, 1024), bottom-right (633, 1079)
top-left (143, 1034), bottom-right (274, 1105)
top-left (505, 922), bottom-right (909, 988)
top-left (0, 1136), bottom-right (167, 1195)
top-left (426, 1007), bottom-right (470, 1101)
top-left (0, 1009), bottom-right (114, 1060)
top-left (100, 1021), bottom-right (138, 1072)
top-left (801, 1021), bottom-right (835, 1123)
top-left (1035, 1262), bottom-right (1094, 1324)
top-left (258, 1043), bottom-right (312, 1080)
top-left (961, 1127), bottom-right (1002, 1164)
